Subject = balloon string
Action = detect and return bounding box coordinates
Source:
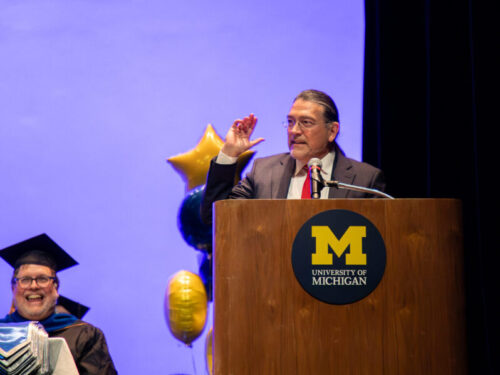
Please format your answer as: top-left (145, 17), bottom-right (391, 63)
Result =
top-left (190, 345), bottom-right (198, 375)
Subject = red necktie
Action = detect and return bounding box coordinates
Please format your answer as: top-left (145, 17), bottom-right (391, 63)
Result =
top-left (301, 167), bottom-right (311, 199)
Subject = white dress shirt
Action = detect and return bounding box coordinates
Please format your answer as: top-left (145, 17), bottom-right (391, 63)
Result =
top-left (286, 151), bottom-right (335, 199)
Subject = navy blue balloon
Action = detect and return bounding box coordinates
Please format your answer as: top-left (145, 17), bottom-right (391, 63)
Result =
top-left (178, 186), bottom-right (212, 252)
top-left (198, 252), bottom-right (213, 301)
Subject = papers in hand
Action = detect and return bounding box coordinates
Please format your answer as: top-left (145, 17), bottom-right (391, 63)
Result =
top-left (0, 321), bottom-right (49, 375)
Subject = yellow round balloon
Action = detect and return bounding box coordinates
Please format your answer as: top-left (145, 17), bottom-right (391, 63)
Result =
top-left (167, 124), bottom-right (255, 191)
top-left (205, 327), bottom-right (213, 375)
top-left (165, 270), bottom-right (208, 346)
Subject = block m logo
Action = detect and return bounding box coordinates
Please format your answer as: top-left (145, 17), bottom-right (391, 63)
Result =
top-left (311, 226), bottom-right (367, 265)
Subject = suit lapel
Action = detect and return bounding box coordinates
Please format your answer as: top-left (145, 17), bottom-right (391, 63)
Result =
top-left (268, 151), bottom-right (354, 199)
top-left (329, 151), bottom-right (355, 198)
top-left (272, 155), bottom-right (295, 198)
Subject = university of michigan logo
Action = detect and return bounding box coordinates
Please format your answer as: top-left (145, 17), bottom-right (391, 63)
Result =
top-left (291, 209), bottom-right (386, 304)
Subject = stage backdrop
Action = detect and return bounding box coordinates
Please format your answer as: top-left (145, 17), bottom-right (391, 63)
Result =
top-left (0, 1), bottom-right (364, 373)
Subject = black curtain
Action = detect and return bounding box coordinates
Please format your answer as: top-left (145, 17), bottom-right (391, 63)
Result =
top-left (363, 0), bottom-right (497, 373)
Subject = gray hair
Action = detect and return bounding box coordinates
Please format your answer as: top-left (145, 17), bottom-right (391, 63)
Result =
top-left (294, 89), bottom-right (339, 124)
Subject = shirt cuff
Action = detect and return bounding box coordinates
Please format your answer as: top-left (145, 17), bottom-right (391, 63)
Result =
top-left (216, 150), bottom-right (238, 165)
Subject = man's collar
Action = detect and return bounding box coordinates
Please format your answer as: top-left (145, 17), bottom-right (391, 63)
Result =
top-left (293, 150), bottom-right (336, 176)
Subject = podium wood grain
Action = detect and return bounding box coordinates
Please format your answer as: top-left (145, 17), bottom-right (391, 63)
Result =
top-left (213, 199), bottom-right (466, 375)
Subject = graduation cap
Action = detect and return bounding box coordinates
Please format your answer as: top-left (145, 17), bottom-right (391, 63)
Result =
top-left (0, 233), bottom-right (78, 272)
top-left (56, 296), bottom-right (90, 319)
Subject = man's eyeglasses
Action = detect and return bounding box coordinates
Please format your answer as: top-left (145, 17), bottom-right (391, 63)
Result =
top-left (283, 118), bottom-right (318, 131)
top-left (13, 276), bottom-right (57, 288)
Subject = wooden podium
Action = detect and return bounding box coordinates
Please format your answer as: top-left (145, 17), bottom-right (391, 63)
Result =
top-left (213, 199), bottom-right (466, 374)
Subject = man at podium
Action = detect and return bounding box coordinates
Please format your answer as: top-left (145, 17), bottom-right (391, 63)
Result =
top-left (201, 89), bottom-right (386, 224)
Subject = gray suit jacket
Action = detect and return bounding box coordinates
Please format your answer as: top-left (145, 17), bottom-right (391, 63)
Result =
top-left (201, 148), bottom-right (386, 224)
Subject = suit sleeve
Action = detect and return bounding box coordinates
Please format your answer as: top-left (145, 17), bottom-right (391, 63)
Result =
top-left (201, 158), bottom-right (256, 225)
top-left (369, 169), bottom-right (386, 193)
top-left (345, 162), bottom-right (387, 198)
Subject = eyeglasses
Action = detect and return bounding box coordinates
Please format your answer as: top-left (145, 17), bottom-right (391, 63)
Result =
top-left (283, 118), bottom-right (319, 131)
top-left (13, 276), bottom-right (57, 288)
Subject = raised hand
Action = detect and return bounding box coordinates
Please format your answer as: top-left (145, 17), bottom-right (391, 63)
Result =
top-left (221, 113), bottom-right (265, 157)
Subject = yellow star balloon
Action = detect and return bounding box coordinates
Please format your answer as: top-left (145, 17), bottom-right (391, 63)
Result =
top-left (167, 124), bottom-right (255, 191)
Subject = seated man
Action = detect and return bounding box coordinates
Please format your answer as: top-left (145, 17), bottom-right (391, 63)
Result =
top-left (0, 234), bottom-right (117, 375)
top-left (201, 89), bottom-right (387, 224)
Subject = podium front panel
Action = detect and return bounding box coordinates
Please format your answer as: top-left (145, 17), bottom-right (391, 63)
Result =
top-left (213, 199), bottom-right (465, 375)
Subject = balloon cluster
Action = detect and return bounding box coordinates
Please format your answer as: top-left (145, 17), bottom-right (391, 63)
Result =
top-left (164, 124), bottom-right (254, 357)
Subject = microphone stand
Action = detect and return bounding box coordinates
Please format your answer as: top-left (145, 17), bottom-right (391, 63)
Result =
top-left (307, 158), bottom-right (394, 200)
top-left (322, 179), bottom-right (395, 199)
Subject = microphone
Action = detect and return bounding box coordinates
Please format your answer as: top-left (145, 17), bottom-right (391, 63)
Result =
top-left (307, 158), bottom-right (324, 199)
